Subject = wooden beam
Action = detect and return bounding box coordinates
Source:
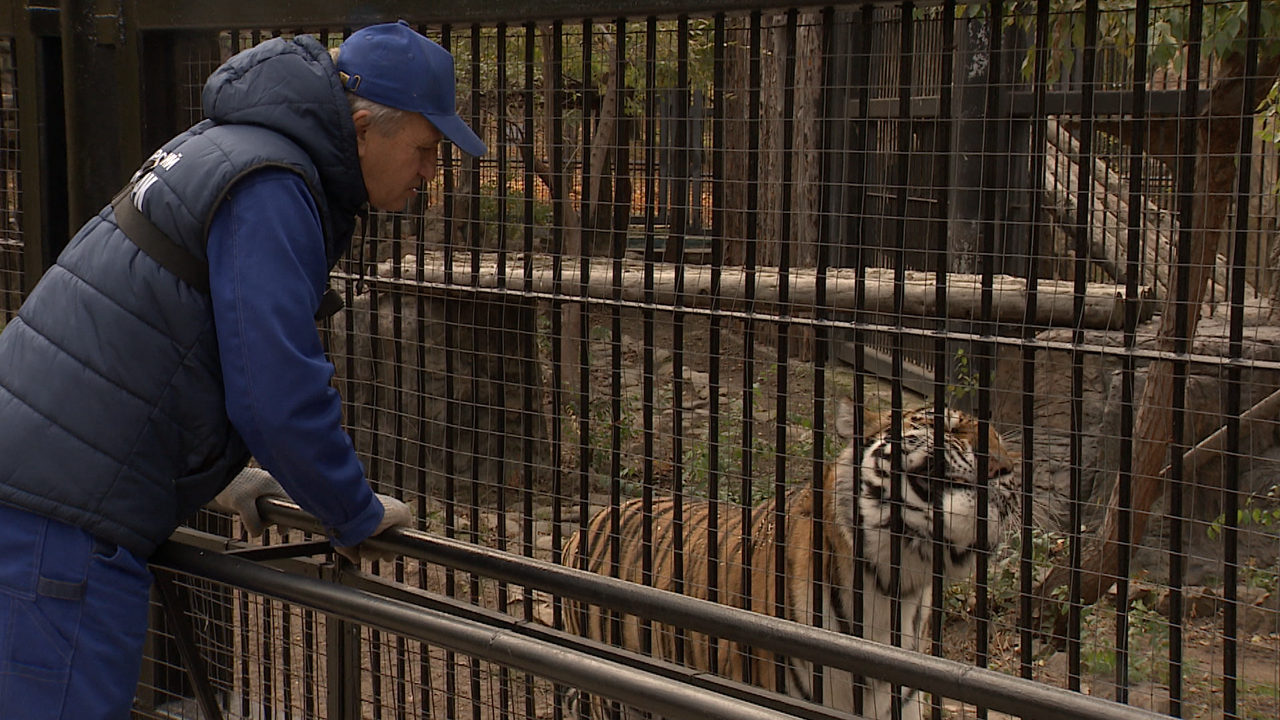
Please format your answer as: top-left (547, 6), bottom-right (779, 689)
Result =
top-left (381, 252), bottom-right (1154, 330)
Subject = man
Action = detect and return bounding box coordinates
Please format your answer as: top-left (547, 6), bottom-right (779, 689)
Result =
top-left (0, 20), bottom-right (484, 719)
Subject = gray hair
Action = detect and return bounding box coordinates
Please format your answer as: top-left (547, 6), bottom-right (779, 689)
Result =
top-left (329, 46), bottom-right (414, 134)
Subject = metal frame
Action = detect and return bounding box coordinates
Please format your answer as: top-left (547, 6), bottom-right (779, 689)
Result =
top-left (152, 538), bottom-right (809, 720)
top-left (170, 497), bottom-right (1174, 720)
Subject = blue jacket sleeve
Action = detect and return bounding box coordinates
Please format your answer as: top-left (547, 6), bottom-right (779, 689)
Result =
top-left (208, 167), bottom-right (382, 547)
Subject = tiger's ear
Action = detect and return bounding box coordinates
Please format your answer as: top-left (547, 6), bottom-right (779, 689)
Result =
top-left (835, 396), bottom-right (887, 440)
top-left (835, 396), bottom-right (860, 440)
top-left (862, 404), bottom-right (894, 439)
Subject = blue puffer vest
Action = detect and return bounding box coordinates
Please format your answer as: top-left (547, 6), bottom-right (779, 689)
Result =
top-left (0, 35), bottom-right (366, 557)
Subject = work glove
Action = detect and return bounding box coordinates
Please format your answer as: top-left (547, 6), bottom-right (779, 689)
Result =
top-left (335, 493), bottom-right (413, 566)
top-left (208, 467), bottom-right (289, 537)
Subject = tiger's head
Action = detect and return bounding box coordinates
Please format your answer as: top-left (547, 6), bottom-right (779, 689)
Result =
top-left (828, 397), bottom-right (1020, 592)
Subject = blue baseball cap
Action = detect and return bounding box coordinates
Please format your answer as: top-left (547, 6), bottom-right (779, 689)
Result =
top-left (337, 20), bottom-right (487, 156)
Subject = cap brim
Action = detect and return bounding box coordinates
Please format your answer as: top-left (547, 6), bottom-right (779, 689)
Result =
top-left (427, 113), bottom-right (487, 157)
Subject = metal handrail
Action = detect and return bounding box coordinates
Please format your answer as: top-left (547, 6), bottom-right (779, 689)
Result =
top-left (151, 539), bottom-right (807, 720)
top-left (236, 497), bottom-right (1169, 720)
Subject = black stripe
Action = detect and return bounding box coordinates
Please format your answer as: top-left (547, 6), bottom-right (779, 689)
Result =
top-left (786, 658), bottom-right (814, 702)
top-left (828, 579), bottom-right (852, 636)
top-left (37, 576), bottom-right (86, 601)
top-left (112, 188), bottom-right (211, 294)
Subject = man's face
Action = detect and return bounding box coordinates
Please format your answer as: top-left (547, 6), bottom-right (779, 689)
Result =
top-left (355, 109), bottom-right (443, 212)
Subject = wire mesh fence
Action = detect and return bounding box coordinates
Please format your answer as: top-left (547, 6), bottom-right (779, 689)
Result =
top-left (119, 1), bottom-right (1280, 718)
top-left (0, 37), bottom-right (20, 322)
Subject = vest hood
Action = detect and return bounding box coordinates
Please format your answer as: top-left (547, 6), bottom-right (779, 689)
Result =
top-left (202, 35), bottom-right (367, 225)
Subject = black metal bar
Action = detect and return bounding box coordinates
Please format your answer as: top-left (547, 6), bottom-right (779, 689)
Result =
top-left (172, 532), bottom-right (859, 720)
top-left (1067, 0), bottom-right (1102, 692)
top-left (225, 539), bottom-right (334, 561)
top-left (671, 17), bottom-right (689, 668)
top-left (168, 529), bottom-right (840, 720)
top-left (574, 13), bottom-right (594, 670)
top-left (737, 12), bottom-right (761, 685)
top-left (603, 16), bottom-right (628, 687)
top-left (1167, 1), bottom-right (1204, 715)
top-left (466, 33), bottom-right (484, 720)
top-left (131, 0), bottom-right (972, 30)
top-left (440, 28), bottom-right (460, 718)
top-left (639, 13), bottom-right (657, 661)
top-left (60, 0), bottom-right (141, 228)
top-left (705, 11), bottom-right (724, 677)
top-left (547, 20), bottom-right (566, 644)
top-left (847, 25), bottom-right (872, 661)
top-left (1222, 4), bottom-right (1263, 717)
top-left (151, 540), bottom-right (805, 720)
top-left (974, 0), bottom-right (1005, 697)
top-left (889, 3), bottom-right (913, 671)
top-left (809, 7), bottom-right (834, 705)
top-left (932, 3), bottom-right (958, 716)
top-left (322, 560), bottom-right (364, 720)
top-left (248, 497), bottom-right (1173, 720)
top-left (518, 29), bottom-right (540, 717)
top-left (1007, 89), bottom-right (1197, 118)
top-left (771, 8), bottom-right (797, 696)
top-left (1115, 0), bottom-right (1155, 705)
top-left (1018, 0), bottom-right (1049, 685)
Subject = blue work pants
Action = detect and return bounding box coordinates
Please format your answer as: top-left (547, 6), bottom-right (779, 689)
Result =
top-left (0, 502), bottom-right (153, 720)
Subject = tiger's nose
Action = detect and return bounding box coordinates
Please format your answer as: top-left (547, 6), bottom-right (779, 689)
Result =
top-left (986, 455), bottom-right (1016, 480)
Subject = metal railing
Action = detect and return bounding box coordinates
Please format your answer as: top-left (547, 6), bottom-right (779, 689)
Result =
top-left (148, 497), bottom-right (1173, 720)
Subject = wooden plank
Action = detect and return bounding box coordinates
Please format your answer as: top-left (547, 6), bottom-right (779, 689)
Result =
top-left (377, 252), bottom-right (1154, 330)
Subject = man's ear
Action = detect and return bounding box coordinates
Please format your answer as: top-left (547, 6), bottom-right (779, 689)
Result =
top-left (352, 109), bottom-right (372, 156)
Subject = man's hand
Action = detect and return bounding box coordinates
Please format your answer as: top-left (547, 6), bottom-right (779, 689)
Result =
top-left (208, 467), bottom-right (289, 537)
top-left (335, 493), bottom-right (413, 565)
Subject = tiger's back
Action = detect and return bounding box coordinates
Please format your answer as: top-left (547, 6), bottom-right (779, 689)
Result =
top-left (563, 399), bottom-right (1020, 718)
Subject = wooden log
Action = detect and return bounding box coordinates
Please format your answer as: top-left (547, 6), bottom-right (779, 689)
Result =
top-left (377, 252), bottom-right (1152, 330)
top-left (1041, 117), bottom-right (1231, 302)
top-left (1175, 385), bottom-right (1280, 481)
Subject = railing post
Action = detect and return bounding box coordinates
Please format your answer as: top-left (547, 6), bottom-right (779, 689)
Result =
top-left (327, 560), bottom-right (364, 719)
top-left (59, 0), bottom-right (141, 230)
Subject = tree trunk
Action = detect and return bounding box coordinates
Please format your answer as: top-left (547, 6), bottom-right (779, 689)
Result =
top-left (723, 15), bottom-right (754, 267)
top-left (582, 31), bottom-right (623, 257)
top-left (1035, 53), bottom-right (1280, 632)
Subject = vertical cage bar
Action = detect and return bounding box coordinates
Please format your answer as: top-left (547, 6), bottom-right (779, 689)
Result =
top-left (769, 6), bottom-right (798, 695)
top-left (706, 10), bottom-right (726, 678)
top-left (1067, 0), bottom-right (1102, 691)
top-left (974, 0), bottom-right (1007, 697)
top-left (738, 10), bottom-right (762, 685)
top-left (670, 12), bottom-right (690, 668)
top-left (639, 14), bottom-right (657, 660)
top-left (930, 0), bottom-right (959, 712)
top-left (1168, 0), bottom-right (1205, 714)
top-left (1018, 0), bottom-right (1051, 686)
top-left (848, 7), bottom-right (874, 713)
top-left (1222, 4), bottom-right (1263, 717)
top-left (809, 10), bottom-right (836, 705)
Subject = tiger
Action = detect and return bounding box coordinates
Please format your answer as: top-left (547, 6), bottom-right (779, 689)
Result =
top-left (561, 396), bottom-right (1020, 720)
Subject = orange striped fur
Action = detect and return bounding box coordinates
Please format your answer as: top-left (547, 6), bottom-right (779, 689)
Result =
top-left (563, 398), bottom-right (1020, 719)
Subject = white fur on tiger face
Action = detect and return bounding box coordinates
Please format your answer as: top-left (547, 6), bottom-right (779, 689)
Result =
top-left (812, 401), bottom-right (1020, 719)
top-left (856, 407), bottom-right (1018, 593)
